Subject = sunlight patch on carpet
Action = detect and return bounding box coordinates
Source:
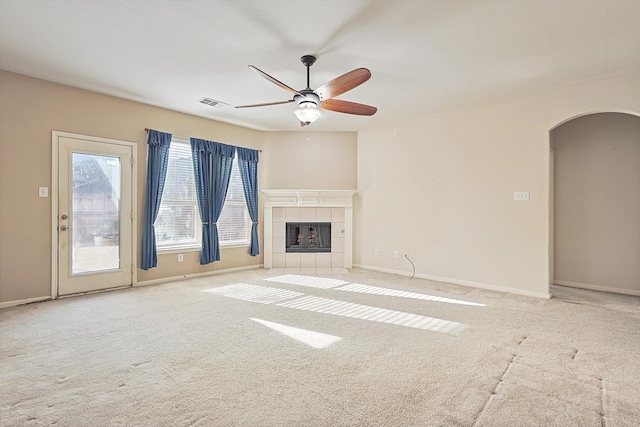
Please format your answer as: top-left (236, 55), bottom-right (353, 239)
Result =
top-left (203, 283), bottom-right (303, 304)
top-left (334, 283), bottom-right (487, 307)
top-left (206, 283), bottom-right (466, 334)
top-left (264, 274), bottom-right (348, 289)
top-left (277, 296), bottom-right (466, 334)
top-left (250, 318), bottom-right (342, 349)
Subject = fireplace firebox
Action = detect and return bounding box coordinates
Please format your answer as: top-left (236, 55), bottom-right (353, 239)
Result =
top-left (286, 222), bottom-right (331, 253)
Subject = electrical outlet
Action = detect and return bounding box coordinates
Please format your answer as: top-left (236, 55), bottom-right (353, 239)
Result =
top-left (375, 248), bottom-right (379, 256)
top-left (514, 191), bottom-right (530, 201)
top-left (177, 253), bottom-right (184, 262)
top-left (394, 250), bottom-right (399, 258)
top-left (38, 187), bottom-right (48, 198)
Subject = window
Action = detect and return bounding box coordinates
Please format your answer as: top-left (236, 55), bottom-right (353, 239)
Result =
top-left (155, 138), bottom-right (250, 250)
top-left (217, 161), bottom-right (250, 244)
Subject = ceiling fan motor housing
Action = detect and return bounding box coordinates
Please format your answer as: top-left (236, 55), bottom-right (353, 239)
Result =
top-left (294, 91), bottom-right (320, 108)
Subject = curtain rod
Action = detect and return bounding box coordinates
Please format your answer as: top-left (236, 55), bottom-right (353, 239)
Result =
top-left (144, 128), bottom-right (262, 152)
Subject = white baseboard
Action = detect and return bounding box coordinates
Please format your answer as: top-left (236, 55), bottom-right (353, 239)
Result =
top-left (136, 264), bottom-right (263, 287)
top-left (354, 264), bottom-right (551, 299)
top-left (554, 280), bottom-right (640, 297)
top-left (1, 265), bottom-right (263, 309)
top-left (0, 296), bottom-right (51, 309)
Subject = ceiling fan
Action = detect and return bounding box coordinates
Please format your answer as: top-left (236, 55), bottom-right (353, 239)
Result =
top-left (236, 55), bottom-right (377, 126)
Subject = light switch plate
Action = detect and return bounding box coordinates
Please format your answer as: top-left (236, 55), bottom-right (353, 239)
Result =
top-left (38, 187), bottom-right (49, 198)
top-left (514, 191), bottom-right (530, 201)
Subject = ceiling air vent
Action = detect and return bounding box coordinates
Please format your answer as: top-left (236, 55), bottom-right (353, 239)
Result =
top-left (198, 97), bottom-right (228, 108)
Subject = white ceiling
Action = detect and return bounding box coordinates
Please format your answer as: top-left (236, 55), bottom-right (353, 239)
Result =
top-left (1, 0), bottom-right (639, 132)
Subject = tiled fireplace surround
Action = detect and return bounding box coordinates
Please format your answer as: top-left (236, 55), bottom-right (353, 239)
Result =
top-left (261, 190), bottom-right (355, 270)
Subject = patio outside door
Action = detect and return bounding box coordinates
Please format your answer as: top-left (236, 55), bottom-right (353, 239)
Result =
top-left (55, 132), bottom-right (135, 296)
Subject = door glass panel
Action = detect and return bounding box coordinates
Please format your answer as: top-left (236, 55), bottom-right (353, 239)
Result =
top-left (71, 153), bottom-right (121, 274)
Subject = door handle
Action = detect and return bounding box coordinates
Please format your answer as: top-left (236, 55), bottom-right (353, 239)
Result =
top-left (60, 225), bottom-right (71, 231)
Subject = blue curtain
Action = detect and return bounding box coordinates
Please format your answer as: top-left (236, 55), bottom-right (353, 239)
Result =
top-left (191, 138), bottom-right (236, 264)
top-left (141, 129), bottom-right (172, 270)
top-left (237, 147), bottom-right (260, 256)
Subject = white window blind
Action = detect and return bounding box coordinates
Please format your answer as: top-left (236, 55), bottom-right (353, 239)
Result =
top-left (155, 138), bottom-right (249, 250)
top-left (217, 163), bottom-right (250, 244)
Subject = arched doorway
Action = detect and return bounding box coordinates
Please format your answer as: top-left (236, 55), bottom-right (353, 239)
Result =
top-left (549, 112), bottom-right (640, 296)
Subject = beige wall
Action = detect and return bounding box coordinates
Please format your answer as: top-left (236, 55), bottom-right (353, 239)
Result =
top-left (0, 70), bottom-right (266, 303)
top-left (355, 69), bottom-right (640, 298)
top-left (0, 71), bottom-right (359, 304)
top-left (552, 113), bottom-right (640, 295)
top-left (2, 67), bottom-right (638, 303)
top-left (261, 131), bottom-right (357, 190)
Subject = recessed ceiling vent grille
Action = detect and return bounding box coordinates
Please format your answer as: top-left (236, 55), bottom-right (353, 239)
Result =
top-left (198, 97), bottom-right (228, 108)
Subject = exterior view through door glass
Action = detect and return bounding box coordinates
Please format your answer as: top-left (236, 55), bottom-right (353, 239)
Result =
top-left (57, 134), bottom-right (134, 296)
top-left (71, 152), bottom-right (121, 274)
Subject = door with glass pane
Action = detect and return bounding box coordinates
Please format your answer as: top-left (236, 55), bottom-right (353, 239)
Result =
top-left (57, 135), bottom-right (134, 296)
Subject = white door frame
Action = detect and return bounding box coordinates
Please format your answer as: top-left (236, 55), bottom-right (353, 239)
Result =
top-left (51, 131), bottom-right (138, 299)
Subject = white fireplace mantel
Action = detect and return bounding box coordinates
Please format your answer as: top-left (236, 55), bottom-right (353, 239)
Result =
top-left (261, 189), bottom-right (356, 269)
top-left (261, 189), bottom-right (356, 208)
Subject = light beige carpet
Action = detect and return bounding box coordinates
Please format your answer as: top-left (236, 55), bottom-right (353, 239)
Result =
top-left (1, 268), bottom-right (639, 426)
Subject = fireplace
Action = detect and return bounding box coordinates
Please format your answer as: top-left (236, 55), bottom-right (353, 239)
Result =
top-left (286, 222), bottom-right (331, 253)
top-left (261, 190), bottom-right (356, 269)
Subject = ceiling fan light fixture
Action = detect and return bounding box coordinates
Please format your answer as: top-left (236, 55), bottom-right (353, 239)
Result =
top-left (294, 108), bottom-right (321, 124)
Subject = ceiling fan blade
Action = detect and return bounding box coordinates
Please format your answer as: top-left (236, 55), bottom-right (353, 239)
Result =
top-left (248, 65), bottom-right (303, 96)
top-left (315, 68), bottom-right (371, 100)
top-left (319, 99), bottom-right (377, 116)
top-left (235, 99), bottom-right (294, 109)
